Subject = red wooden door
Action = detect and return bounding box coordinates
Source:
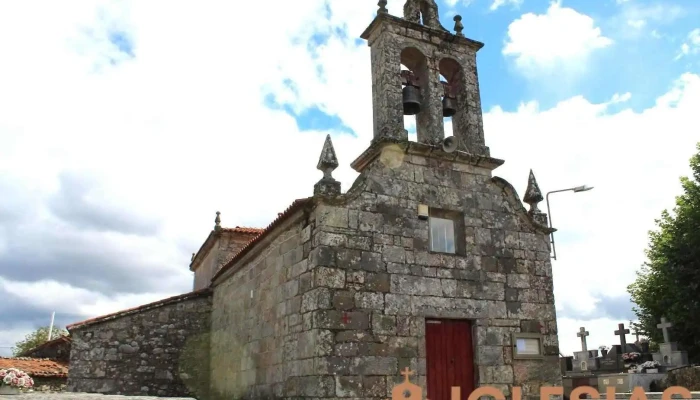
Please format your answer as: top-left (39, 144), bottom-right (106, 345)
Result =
top-left (425, 319), bottom-right (475, 400)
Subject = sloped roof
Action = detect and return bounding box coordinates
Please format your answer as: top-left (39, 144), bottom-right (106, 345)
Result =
top-left (66, 288), bottom-right (212, 331)
top-left (222, 227), bottom-right (264, 234)
top-left (18, 336), bottom-right (71, 357)
top-left (0, 358), bottom-right (68, 378)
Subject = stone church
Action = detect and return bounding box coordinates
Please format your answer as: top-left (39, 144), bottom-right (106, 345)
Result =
top-left (65, 1), bottom-right (562, 399)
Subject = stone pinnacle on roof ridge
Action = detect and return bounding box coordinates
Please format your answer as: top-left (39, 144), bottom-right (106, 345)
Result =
top-left (214, 211), bottom-right (221, 231)
top-left (314, 134), bottom-right (341, 197)
top-left (523, 169), bottom-right (544, 214)
top-left (317, 134), bottom-right (339, 177)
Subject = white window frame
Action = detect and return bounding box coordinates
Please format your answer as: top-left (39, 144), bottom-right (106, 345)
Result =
top-left (429, 216), bottom-right (456, 254)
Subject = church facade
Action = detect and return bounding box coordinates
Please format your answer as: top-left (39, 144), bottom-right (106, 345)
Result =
top-left (67, 1), bottom-right (562, 399)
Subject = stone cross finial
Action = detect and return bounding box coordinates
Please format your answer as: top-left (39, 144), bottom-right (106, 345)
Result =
top-left (523, 169), bottom-right (544, 213)
top-left (577, 327), bottom-right (589, 352)
top-left (214, 211), bottom-right (221, 231)
top-left (378, 0), bottom-right (388, 13)
top-left (403, 0), bottom-right (449, 31)
top-left (657, 317), bottom-right (673, 343)
top-left (314, 134), bottom-right (341, 196)
top-left (614, 323), bottom-right (630, 349)
top-left (453, 15), bottom-right (464, 37)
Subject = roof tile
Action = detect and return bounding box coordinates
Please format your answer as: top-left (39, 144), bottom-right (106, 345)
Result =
top-left (0, 358), bottom-right (68, 378)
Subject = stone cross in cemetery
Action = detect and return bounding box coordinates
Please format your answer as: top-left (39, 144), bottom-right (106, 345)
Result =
top-left (657, 316), bottom-right (672, 343)
top-left (614, 323), bottom-right (630, 349)
top-left (578, 327), bottom-right (590, 352)
top-left (652, 316), bottom-right (689, 367)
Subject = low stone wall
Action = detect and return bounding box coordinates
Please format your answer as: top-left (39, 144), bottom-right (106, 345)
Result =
top-left (67, 290), bottom-right (212, 398)
top-left (16, 394), bottom-right (194, 399)
top-left (599, 392), bottom-right (700, 400)
top-left (32, 376), bottom-right (68, 392)
top-left (662, 366), bottom-right (700, 391)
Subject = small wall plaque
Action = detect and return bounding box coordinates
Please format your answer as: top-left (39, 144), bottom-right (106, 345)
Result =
top-left (512, 333), bottom-right (544, 359)
top-left (418, 204), bottom-right (429, 219)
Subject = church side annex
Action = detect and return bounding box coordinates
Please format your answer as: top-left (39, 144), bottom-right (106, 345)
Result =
top-left (67, 1), bottom-right (562, 399)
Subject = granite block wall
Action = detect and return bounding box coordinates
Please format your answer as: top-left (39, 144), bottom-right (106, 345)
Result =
top-left (193, 230), bottom-right (260, 291)
top-left (209, 221), bottom-right (309, 400)
top-left (297, 150), bottom-right (561, 400)
top-left (67, 292), bottom-right (212, 398)
top-left (20, 338), bottom-right (71, 362)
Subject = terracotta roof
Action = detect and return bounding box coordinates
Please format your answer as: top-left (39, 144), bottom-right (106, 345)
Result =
top-left (221, 227), bottom-right (264, 234)
top-left (0, 358), bottom-right (68, 378)
top-left (212, 198), bottom-right (313, 282)
top-left (66, 288), bottom-right (212, 331)
top-left (18, 336), bottom-right (71, 357)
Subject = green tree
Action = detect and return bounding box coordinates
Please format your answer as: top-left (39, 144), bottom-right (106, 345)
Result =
top-left (12, 326), bottom-right (69, 356)
top-left (628, 142), bottom-right (700, 363)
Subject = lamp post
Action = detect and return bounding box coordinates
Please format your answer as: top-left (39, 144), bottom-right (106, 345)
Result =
top-left (546, 185), bottom-right (593, 260)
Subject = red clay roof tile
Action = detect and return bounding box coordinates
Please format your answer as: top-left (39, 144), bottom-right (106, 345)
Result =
top-left (0, 358), bottom-right (68, 378)
top-left (222, 227), bottom-right (265, 234)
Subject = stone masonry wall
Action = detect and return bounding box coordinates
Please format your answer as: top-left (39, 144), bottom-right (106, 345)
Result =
top-left (194, 244), bottom-right (218, 291)
top-left (214, 231), bottom-right (259, 279)
top-left (299, 150), bottom-right (561, 400)
top-left (21, 338), bottom-right (71, 362)
top-left (194, 231), bottom-right (259, 291)
top-left (209, 221), bottom-right (308, 400)
top-left (67, 292), bottom-right (212, 398)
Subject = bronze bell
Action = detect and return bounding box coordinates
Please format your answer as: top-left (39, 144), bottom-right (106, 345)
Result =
top-left (402, 85), bottom-right (421, 115)
top-left (442, 96), bottom-right (457, 117)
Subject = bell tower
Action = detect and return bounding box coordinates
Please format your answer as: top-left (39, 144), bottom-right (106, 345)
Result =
top-left (360, 0), bottom-right (490, 157)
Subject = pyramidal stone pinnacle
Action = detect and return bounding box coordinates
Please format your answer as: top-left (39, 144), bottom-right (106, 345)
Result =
top-left (317, 134), bottom-right (339, 177)
top-left (523, 169), bottom-right (544, 213)
top-left (314, 134), bottom-right (341, 196)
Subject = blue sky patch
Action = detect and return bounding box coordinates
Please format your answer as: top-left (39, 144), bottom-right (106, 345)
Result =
top-left (108, 30), bottom-right (134, 58)
top-left (272, 0), bottom-right (700, 144)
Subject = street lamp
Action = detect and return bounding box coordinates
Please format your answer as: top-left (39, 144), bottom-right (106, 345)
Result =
top-left (546, 185), bottom-right (594, 260)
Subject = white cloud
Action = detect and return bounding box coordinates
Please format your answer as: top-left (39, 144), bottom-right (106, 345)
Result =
top-left (503, 1), bottom-right (612, 77)
top-left (490, 0), bottom-right (523, 11)
top-left (676, 28), bottom-right (700, 59)
top-left (0, 0), bottom-right (698, 358)
top-left (484, 73), bottom-right (700, 353)
top-left (627, 19), bottom-right (646, 29)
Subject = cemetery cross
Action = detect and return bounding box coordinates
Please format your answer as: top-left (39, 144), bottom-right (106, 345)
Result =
top-left (577, 327), bottom-right (590, 352)
top-left (614, 323), bottom-right (630, 349)
top-left (657, 317), bottom-right (673, 343)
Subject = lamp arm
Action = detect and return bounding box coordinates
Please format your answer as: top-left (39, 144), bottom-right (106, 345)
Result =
top-left (545, 188), bottom-right (575, 261)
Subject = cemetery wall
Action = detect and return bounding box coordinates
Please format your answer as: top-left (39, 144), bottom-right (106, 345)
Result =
top-left (209, 219), bottom-right (308, 400)
top-left (66, 290), bottom-right (212, 398)
top-left (662, 366), bottom-right (700, 391)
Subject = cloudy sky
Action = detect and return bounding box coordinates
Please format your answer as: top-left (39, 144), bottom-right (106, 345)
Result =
top-left (1, 0), bottom-right (699, 357)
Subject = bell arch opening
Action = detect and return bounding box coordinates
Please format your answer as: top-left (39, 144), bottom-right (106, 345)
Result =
top-left (401, 63), bottom-right (417, 141)
top-left (439, 57), bottom-right (464, 146)
top-left (400, 47), bottom-right (428, 143)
